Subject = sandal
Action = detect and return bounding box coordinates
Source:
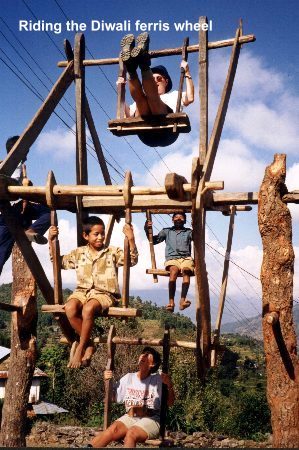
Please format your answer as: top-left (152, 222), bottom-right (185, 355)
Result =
top-left (166, 303), bottom-right (175, 313)
top-left (179, 299), bottom-right (191, 311)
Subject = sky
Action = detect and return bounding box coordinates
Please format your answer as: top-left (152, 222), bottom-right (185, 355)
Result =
top-left (0, 0), bottom-right (299, 330)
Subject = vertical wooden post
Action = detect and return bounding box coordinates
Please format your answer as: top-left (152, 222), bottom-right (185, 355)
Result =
top-left (146, 211), bottom-right (158, 283)
top-left (122, 172), bottom-right (133, 308)
top-left (211, 206), bottom-right (236, 367)
top-left (199, 16), bottom-right (208, 167)
top-left (74, 33), bottom-right (88, 246)
top-left (258, 154), bottom-right (299, 448)
top-left (103, 325), bottom-right (116, 430)
top-left (159, 325), bottom-right (170, 440)
top-left (117, 57), bottom-right (126, 120)
top-left (0, 245), bottom-right (37, 447)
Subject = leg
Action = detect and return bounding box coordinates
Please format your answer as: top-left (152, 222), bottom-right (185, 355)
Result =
top-left (127, 77), bottom-right (151, 116)
top-left (123, 426), bottom-right (148, 448)
top-left (179, 270), bottom-right (192, 310)
top-left (0, 220), bottom-right (14, 275)
top-left (69, 299), bottom-right (102, 368)
top-left (90, 420), bottom-right (128, 448)
top-left (167, 265), bottom-right (180, 312)
top-left (141, 70), bottom-right (169, 115)
top-left (24, 202), bottom-right (51, 235)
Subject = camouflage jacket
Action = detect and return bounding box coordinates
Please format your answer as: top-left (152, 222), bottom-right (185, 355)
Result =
top-left (61, 244), bottom-right (138, 298)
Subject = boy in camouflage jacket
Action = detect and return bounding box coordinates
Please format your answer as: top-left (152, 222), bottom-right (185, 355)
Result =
top-left (49, 216), bottom-right (138, 368)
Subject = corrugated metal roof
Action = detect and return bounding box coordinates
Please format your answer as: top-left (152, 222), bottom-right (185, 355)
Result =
top-left (0, 346), bottom-right (10, 362)
top-left (32, 401), bottom-right (68, 415)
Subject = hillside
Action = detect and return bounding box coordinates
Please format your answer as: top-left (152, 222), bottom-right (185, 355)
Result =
top-left (222, 304), bottom-right (299, 342)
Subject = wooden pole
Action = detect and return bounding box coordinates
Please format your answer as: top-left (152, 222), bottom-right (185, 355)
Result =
top-left (0, 62), bottom-right (74, 177)
top-left (122, 171), bottom-right (133, 308)
top-left (103, 325), bottom-right (116, 430)
top-left (211, 206), bottom-right (236, 367)
top-left (258, 154), bottom-right (299, 448)
top-left (146, 211), bottom-right (158, 283)
top-left (159, 326), bottom-right (170, 439)
top-left (57, 34), bottom-right (255, 67)
top-left (0, 245), bottom-right (37, 447)
top-left (74, 33), bottom-right (88, 246)
top-left (199, 16), bottom-right (209, 166)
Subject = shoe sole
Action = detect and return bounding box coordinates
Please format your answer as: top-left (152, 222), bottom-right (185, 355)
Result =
top-left (131, 32), bottom-right (149, 58)
top-left (26, 232), bottom-right (48, 245)
top-left (120, 34), bottom-right (135, 62)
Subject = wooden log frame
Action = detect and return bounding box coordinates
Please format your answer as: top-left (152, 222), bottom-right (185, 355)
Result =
top-left (74, 33), bottom-right (88, 246)
top-left (146, 211), bottom-right (158, 283)
top-left (122, 171), bottom-right (133, 308)
top-left (0, 245), bottom-right (37, 447)
top-left (0, 202), bottom-right (75, 342)
top-left (63, 38), bottom-right (118, 247)
top-left (57, 34), bottom-right (256, 67)
top-left (211, 206), bottom-right (236, 367)
top-left (258, 154), bottom-right (299, 448)
top-left (193, 25), bottom-right (242, 378)
top-left (159, 326), bottom-right (171, 440)
top-left (103, 325), bottom-right (116, 430)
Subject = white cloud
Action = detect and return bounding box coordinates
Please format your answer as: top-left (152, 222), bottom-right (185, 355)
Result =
top-left (36, 126), bottom-right (76, 160)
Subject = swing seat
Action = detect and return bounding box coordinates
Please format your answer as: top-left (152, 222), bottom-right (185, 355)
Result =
top-left (41, 304), bottom-right (142, 318)
top-left (108, 113), bottom-right (191, 147)
top-left (146, 269), bottom-right (194, 277)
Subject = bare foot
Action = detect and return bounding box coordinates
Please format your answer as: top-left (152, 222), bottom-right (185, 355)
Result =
top-left (81, 345), bottom-right (95, 367)
top-left (68, 344), bottom-right (84, 368)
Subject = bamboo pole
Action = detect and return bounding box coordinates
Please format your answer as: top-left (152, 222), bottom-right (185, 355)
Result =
top-left (122, 172), bottom-right (133, 308)
top-left (160, 326), bottom-right (170, 439)
top-left (211, 206), bottom-right (236, 367)
top-left (57, 34), bottom-right (255, 67)
top-left (199, 16), bottom-right (209, 166)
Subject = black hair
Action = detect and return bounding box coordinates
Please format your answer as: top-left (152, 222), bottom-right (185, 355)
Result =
top-left (82, 216), bottom-right (105, 235)
top-left (6, 136), bottom-right (20, 153)
top-left (172, 212), bottom-right (186, 222)
top-left (142, 346), bottom-right (161, 373)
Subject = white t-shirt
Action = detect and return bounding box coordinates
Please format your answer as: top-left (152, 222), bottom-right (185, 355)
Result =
top-left (115, 372), bottom-right (162, 413)
top-left (130, 90), bottom-right (185, 116)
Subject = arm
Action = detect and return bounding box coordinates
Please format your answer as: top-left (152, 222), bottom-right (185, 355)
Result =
top-left (161, 373), bottom-right (175, 407)
top-left (181, 61), bottom-right (194, 106)
top-left (144, 221), bottom-right (166, 245)
top-left (48, 225), bottom-right (58, 262)
top-left (104, 370), bottom-right (117, 402)
top-left (123, 223), bottom-right (138, 266)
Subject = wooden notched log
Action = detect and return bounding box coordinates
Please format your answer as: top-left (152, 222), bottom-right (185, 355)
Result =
top-left (258, 153), bottom-right (299, 448)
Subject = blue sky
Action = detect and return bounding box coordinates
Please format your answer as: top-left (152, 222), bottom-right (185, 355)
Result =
top-left (1, 0), bottom-right (299, 327)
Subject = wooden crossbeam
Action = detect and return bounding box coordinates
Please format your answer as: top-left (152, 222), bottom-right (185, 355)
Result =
top-left (57, 34), bottom-right (255, 67)
top-left (146, 268), bottom-right (194, 278)
top-left (42, 304), bottom-right (142, 318)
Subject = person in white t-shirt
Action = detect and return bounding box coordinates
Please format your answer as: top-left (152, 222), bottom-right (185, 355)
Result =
top-left (90, 347), bottom-right (175, 448)
top-left (117, 32), bottom-right (194, 147)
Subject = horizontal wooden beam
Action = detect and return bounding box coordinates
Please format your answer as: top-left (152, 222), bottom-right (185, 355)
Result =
top-left (41, 304), bottom-right (142, 318)
top-left (61, 335), bottom-right (196, 349)
top-left (0, 302), bottom-right (22, 313)
top-left (57, 34), bottom-right (255, 67)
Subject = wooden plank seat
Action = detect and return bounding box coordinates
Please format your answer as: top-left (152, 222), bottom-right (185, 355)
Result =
top-left (146, 268), bottom-right (194, 277)
top-left (108, 113), bottom-right (191, 136)
top-left (41, 304), bottom-right (142, 318)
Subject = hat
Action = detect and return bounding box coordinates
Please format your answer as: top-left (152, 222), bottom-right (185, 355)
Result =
top-left (151, 65), bottom-right (173, 93)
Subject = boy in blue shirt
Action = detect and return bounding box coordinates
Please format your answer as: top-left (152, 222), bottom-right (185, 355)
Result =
top-left (145, 212), bottom-right (194, 312)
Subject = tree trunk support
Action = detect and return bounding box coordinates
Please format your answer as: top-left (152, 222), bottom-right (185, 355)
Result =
top-left (0, 245), bottom-right (37, 447)
top-left (258, 153), bottom-right (299, 448)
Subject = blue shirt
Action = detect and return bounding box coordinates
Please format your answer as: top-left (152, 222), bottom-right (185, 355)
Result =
top-left (153, 227), bottom-right (193, 261)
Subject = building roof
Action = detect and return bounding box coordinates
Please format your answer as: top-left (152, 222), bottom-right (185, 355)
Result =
top-left (32, 401), bottom-right (68, 415)
top-left (0, 346), bottom-right (10, 363)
